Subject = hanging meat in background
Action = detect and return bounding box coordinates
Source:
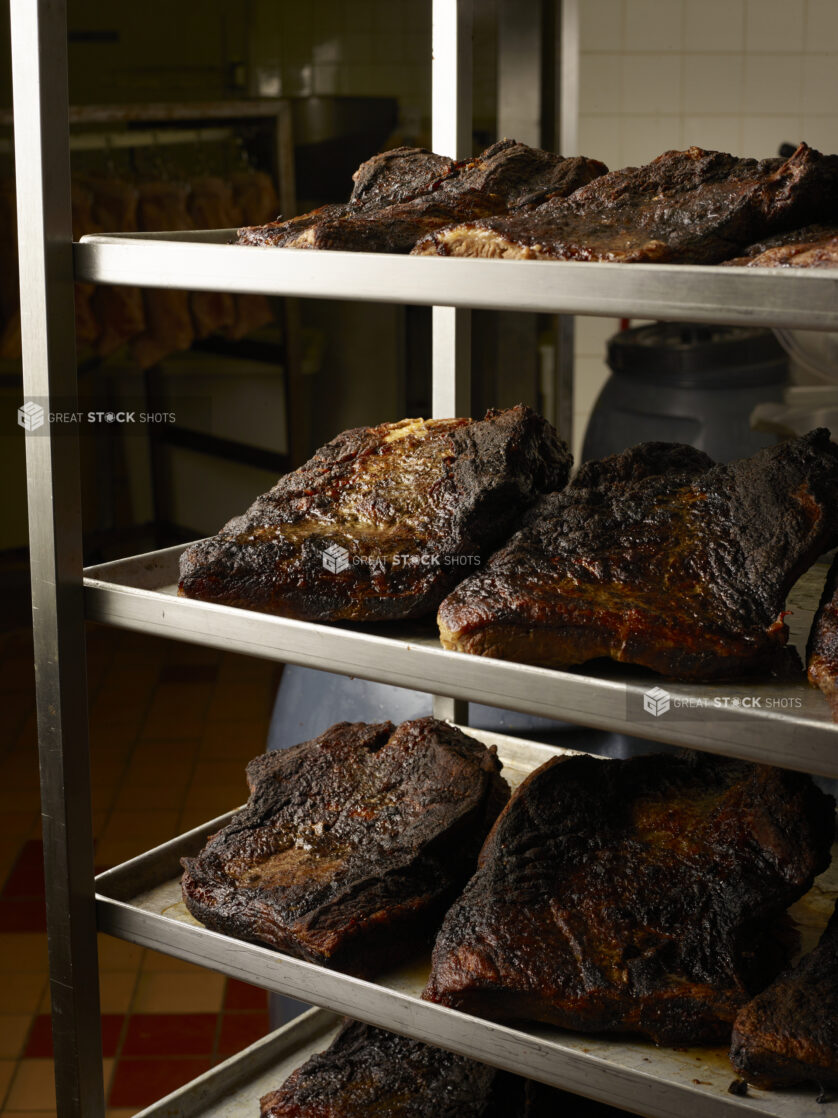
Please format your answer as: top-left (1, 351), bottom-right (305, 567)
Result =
top-left (228, 170), bottom-right (279, 339)
top-left (84, 177), bottom-right (146, 357)
top-left (187, 176), bottom-right (238, 339)
top-left (0, 178), bottom-right (20, 360)
top-left (131, 180), bottom-right (195, 369)
top-left (70, 180), bottom-right (102, 350)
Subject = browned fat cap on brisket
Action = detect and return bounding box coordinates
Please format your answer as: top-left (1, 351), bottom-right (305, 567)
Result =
top-left (413, 143), bottom-right (838, 262)
top-left (437, 430), bottom-right (838, 680)
top-left (730, 902), bottom-right (838, 1090)
top-left (725, 223), bottom-right (838, 267)
top-left (178, 405), bottom-right (571, 622)
top-left (808, 554), bottom-right (838, 721)
top-left (181, 718), bottom-right (509, 978)
top-left (235, 140), bottom-right (607, 251)
top-left (423, 751), bottom-right (835, 1046)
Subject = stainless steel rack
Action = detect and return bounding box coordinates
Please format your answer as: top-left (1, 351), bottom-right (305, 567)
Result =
top-left (13, 1), bottom-right (838, 1116)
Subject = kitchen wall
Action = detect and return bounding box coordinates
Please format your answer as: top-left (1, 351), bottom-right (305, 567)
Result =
top-left (247, 0), bottom-right (498, 143)
top-left (572, 0), bottom-right (838, 460)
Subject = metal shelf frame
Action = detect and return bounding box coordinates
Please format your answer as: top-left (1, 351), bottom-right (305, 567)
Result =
top-left (13, 0), bottom-right (838, 1116)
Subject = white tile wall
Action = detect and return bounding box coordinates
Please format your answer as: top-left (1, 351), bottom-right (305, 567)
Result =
top-left (573, 0), bottom-right (838, 457)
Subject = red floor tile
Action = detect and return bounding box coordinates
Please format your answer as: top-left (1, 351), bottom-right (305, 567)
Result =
top-left (217, 1011), bottom-right (270, 1055)
top-left (109, 1057), bottom-right (213, 1107)
top-left (223, 979), bottom-right (268, 1011)
top-left (0, 897), bottom-right (47, 932)
top-left (2, 840), bottom-right (45, 899)
top-left (24, 1013), bottom-right (124, 1058)
top-left (122, 1013), bottom-right (217, 1057)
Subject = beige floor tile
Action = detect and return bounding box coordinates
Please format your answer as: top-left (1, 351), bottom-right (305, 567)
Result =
top-left (97, 810), bottom-right (180, 843)
top-left (123, 755), bottom-right (195, 787)
top-left (190, 760), bottom-right (251, 788)
top-left (5, 1058), bottom-right (55, 1110)
top-left (206, 682), bottom-right (275, 722)
top-left (0, 1056), bottom-right (15, 1102)
top-left (1, 973), bottom-right (47, 1014)
top-left (3, 1112), bottom-right (59, 1117)
top-left (106, 1109), bottom-right (140, 1117)
top-left (180, 788), bottom-right (243, 824)
top-left (102, 1057), bottom-right (115, 1095)
top-left (111, 782), bottom-right (190, 813)
top-left (97, 971), bottom-right (138, 1014)
top-left (0, 1014), bottom-right (33, 1059)
top-left (200, 721), bottom-right (269, 760)
top-left (97, 935), bottom-right (145, 973)
top-left (0, 934), bottom-right (48, 972)
top-left (133, 970), bottom-right (225, 1013)
top-left (94, 837), bottom-right (156, 868)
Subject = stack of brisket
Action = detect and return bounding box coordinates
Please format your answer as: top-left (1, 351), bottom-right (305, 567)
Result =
top-left (181, 718), bottom-right (838, 1101)
top-left (236, 139), bottom-right (838, 267)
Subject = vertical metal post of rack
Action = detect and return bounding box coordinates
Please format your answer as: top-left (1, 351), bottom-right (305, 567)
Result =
top-left (431, 0), bottom-right (472, 725)
top-left (554, 0), bottom-right (579, 448)
top-left (10, 1), bottom-right (104, 1116)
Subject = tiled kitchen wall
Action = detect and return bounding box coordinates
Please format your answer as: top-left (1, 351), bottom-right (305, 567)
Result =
top-left (249, 0), bottom-right (498, 141)
top-left (572, 0), bottom-right (838, 461)
top-left (251, 0), bottom-right (838, 460)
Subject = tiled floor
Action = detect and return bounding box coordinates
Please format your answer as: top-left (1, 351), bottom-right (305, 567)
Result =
top-left (0, 622), bottom-right (284, 1114)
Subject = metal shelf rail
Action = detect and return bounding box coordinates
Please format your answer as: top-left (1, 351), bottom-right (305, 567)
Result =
top-left (12, 1), bottom-right (838, 1116)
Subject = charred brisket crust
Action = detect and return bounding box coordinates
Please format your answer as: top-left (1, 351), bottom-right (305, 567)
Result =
top-left (350, 146), bottom-right (456, 206)
top-left (724, 223), bottom-right (838, 267)
top-left (259, 1020), bottom-right (527, 1118)
top-left (808, 555), bottom-right (838, 721)
top-left (181, 718), bottom-right (509, 978)
top-left (235, 141), bottom-right (607, 252)
top-left (260, 1018), bottom-right (627, 1117)
top-left (413, 143), bottom-right (838, 263)
top-left (730, 903), bottom-right (838, 1089)
top-left (423, 752), bottom-right (835, 1045)
top-left (437, 430), bottom-right (838, 679)
top-left (178, 405), bottom-right (571, 622)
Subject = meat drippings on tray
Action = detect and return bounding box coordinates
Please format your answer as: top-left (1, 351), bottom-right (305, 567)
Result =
top-left (235, 139), bottom-right (607, 253)
top-left (260, 1019), bottom-right (623, 1117)
top-left (412, 143), bottom-right (838, 263)
top-left (423, 751), bottom-right (835, 1046)
top-left (808, 555), bottom-right (838, 721)
top-left (437, 430), bottom-right (838, 680)
top-left (725, 223), bottom-right (838, 267)
top-left (730, 901), bottom-right (838, 1089)
top-left (178, 405), bottom-right (570, 622)
top-left (180, 718), bottom-right (509, 978)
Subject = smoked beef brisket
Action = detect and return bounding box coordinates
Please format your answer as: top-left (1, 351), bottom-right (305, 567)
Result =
top-left (437, 430), bottom-right (838, 680)
top-left (730, 902), bottom-right (838, 1089)
top-left (808, 556), bottom-right (838, 721)
top-left (260, 1020), bottom-right (526, 1118)
top-left (179, 405), bottom-right (570, 622)
top-left (725, 223), bottom-right (838, 267)
top-left (181, 718), bottom-right (509, 977)
top-left (261, 1019), bottom-right (624, 1117)
top-left (413, 143), bottom-right (838, 263)
top-left (236, 140), bottom-right (606, 252)
top-left (423, 752), bottom-right (835, 1045)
